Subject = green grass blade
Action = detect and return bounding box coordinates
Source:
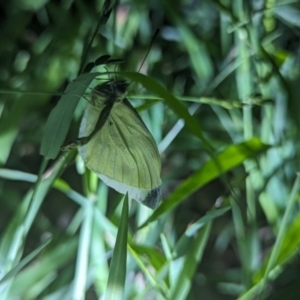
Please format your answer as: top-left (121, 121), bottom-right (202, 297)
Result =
top-left (0, 102), bottom-right (23, 165)
top-left (254, 211), bottom-right (300, 283)
top-left (0, 169), bottom-right (37, 182)
top-left (40, 73), bottom-right (99, 159)
top-left (0, 236), bottom-right (52, 285)
top-left (163, 0), bottom-right (213, 80)
top-left (8, 238), bottom-right (78, 299)
top-left (119, 72), bottom-right (206, 144)
top-left (104, 195), bottom-right (129, 300)
top-left (140, 137), bottom-right (270, 228)
top-left (259, 173), bottom-right (300, 298)
top-left (168, 223), bottom-right (211, 300)
top-left (0, 153), bottom-right (75, 284)
top-left (72, 199), bottom-right (94, 300)
top-left (128, 244), bottom-right (168, 297)
top-left (173, 207), bottom-right (230, 259)
top-left (129, 244), bottom-right (166, 271)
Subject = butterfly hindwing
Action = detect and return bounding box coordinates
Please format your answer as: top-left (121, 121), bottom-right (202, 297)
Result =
top-left (78, 88), bottom-right (161, 209)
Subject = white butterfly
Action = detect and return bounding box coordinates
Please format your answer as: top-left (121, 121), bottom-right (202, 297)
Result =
top-left (62, 80), bottom-right (162, 209)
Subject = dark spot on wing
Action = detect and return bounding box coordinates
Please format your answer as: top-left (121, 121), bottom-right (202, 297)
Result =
top-left (142, 186), bottom-right (162, 209)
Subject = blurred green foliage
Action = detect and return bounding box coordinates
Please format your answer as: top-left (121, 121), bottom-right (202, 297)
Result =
top-left (1, 0), bottom-right (300, 299)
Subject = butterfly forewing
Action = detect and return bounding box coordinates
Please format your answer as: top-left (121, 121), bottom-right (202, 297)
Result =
top-left (78, 80), bottom-right (161, 209)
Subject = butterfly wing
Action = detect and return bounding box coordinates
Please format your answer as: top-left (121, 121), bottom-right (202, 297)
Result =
top-left (78, 99), bottom-right (161, 209)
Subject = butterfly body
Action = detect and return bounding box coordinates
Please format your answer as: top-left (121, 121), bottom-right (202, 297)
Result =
top-left (76, 80), bottom-right (162, 209)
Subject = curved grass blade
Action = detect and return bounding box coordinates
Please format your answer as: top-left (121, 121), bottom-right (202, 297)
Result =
top-left (119, 71), bottom-right (207, 144)
top-left (139, 137), bottom-right (270, 228)
top-left (173, 207), bottom-right (230, 259)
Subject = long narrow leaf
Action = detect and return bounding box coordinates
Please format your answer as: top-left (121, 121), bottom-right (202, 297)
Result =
top-left (40, 73), bottom-right (99, 159)
top-left (140, 137), bottom-right (270, 228)
top-left (104, 195), bottom-right (129, 300)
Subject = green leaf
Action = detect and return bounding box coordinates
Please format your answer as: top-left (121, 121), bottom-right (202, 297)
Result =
top-left (40, 72), bottom-right (99, 159)
top-left (0, 236), bottom-right (52, 285)
top-left (253, 175), bottom-right (300, 287)
top-left (173, 207), bottom-right (231, 258)
top-left (72, 199), bottom-right (94, 299)
top-left (130, 244), bottom-right (166, 271)
top-left (140, 137), bottom-right (270, 228)
top-left (168, 223), bottom-right (211, 300)
top-left (119, 72), bottom-right (206, 144)
top-left (104, 194), bottom-right (129, 300)
top-left (163, 0), bottom-right (213, 80)
top-left (0, 153), bottom-right (75, 286)
top-left (8, 238), bottom-right (78, 299)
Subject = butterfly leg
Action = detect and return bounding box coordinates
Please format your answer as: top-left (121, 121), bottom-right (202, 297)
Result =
top-left (61, 103), bottom-right (113, 152)
top-left (61, 136), bottom-right (91, 151)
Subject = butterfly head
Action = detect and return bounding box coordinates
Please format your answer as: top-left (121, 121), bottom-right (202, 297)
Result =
top-left (111, 80), bottom-right (129, 102)
top-left (93, 80), bottom-right (128, 103)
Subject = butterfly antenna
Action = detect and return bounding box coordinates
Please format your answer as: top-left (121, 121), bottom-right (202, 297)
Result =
top-left (138, 29), bottom-right (159, 74)
top-left (128, 29), bottom-right (159, 88)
